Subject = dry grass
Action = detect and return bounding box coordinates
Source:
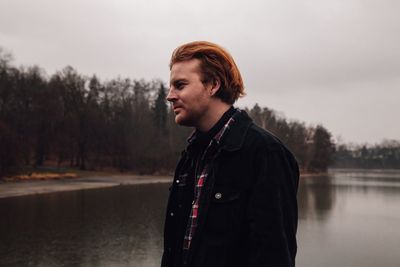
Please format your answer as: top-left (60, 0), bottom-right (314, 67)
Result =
top-left (5, 172), bottom-right (78, 181)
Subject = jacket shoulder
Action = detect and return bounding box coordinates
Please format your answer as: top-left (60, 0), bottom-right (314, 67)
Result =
top-left (244, 123), bottom-right (299, 177)
top-left (245, 123), bottom-right (288, 152)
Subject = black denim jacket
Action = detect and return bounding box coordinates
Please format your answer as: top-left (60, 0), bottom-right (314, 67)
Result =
top-left (162, 110), bottom-right (299, 267)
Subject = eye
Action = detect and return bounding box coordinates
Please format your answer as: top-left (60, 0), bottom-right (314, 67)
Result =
top-left (176, 83), bottom-right (186, 90)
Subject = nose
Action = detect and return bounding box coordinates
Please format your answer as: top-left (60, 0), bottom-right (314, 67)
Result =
top-left (166, 87), bottom-right (177, 102)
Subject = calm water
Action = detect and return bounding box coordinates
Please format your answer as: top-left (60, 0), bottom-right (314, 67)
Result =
top-left (1, 169), bottom-right (400, 267)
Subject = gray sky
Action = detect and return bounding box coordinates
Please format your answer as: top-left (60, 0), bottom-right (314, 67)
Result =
top-left (1, 0), bottom-right (399, 144)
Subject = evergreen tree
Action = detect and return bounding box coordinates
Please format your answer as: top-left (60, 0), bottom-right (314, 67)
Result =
top-left (308, 125), bottom-right (335, 172)
top-left (153, 83), bottom-right (168, 135)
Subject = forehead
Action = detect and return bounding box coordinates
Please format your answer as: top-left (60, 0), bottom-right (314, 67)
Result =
top-left (170, 59), bottom-right (202, 81)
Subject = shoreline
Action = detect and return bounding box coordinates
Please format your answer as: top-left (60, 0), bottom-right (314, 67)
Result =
top-left (0, 171), bottom-right (329, 199)
top-left (4, 167), bottom-right (396, 199)
top-left (0, 174), bottom-right (172, 199)
top-left (0, 172), bottom-right (321, 199)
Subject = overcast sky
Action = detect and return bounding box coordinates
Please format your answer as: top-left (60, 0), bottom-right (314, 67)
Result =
top-left (1, 0), bottom-right (399, 144)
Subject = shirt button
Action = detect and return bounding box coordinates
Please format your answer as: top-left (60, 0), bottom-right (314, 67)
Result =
top-left (170, 212), bottom-right (174, 216)
top-left (176, 179), bottom-right (180, 184)
top-left (215, 192), bottom-right (222, 199)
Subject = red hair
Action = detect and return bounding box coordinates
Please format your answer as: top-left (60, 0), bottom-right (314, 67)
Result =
top-left (170, 41), bottom-right (245, 105)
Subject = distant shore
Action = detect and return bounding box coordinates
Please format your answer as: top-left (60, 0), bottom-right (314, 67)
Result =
top-left (0, 173), bottom-right (172, 199)
top-left (1, 169), bottom-right (317, 199)
top-left (4, 168), bottom-right (395, 199)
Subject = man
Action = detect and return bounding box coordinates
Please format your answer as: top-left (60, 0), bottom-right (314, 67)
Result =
top-left (162, 41), bottom-right (299, 267)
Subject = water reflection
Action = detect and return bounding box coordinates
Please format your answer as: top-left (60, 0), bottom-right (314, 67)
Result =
top-left (0, 184), bottom-right (170, 267)
top-left (1, 170), bottom-right (400, 267)
top-left (298, 175), bottom-right (335, 221)
top-left (297, 170), bottom-right (400, 267)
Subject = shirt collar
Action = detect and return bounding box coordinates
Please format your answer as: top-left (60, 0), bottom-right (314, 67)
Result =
top-left (187, 106), bottom-right (236, 145)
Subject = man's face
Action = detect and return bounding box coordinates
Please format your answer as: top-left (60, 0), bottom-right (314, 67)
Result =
top-left (167, 59), bottom-right (211, 127)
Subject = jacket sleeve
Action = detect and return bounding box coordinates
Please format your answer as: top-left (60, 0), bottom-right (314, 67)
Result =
top-left (245, 146), bottom-right (299, 267)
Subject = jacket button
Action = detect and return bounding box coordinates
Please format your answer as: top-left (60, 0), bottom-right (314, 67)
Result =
top-left (176, 179), bottom-right (180, 184)
top-left (215, 192), bottom-right (222, 199)
top-left (170, 212), bottom-right (174, 216)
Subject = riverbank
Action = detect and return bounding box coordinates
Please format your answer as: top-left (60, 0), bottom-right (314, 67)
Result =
top-left (0, 167), bottom-right (337, 199)
top-left (0, 174), bottom-right (172, 199)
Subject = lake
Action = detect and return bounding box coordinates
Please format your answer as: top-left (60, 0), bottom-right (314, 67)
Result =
top-left (1, 169), bottom-right (400, 267)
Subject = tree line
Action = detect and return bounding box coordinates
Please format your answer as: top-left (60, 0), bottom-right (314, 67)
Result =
top-left (248, 104), bottom-right (335, 172)
top-left (333, 140), bottom-right (400, 169)
top-left (0, 47), bottom-right (340, 178)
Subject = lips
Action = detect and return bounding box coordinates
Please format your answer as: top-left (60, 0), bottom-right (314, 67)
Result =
top-left (173, 106), bottom-right (183, 113)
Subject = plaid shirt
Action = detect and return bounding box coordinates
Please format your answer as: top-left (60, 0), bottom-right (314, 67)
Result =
top-left (182, 110), bottom-right (239, 250)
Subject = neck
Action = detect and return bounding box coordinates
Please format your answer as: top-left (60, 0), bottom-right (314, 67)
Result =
top-left (196, 102), bottom-right (231, 132)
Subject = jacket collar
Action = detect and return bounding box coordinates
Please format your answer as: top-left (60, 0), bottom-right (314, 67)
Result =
top-left (185, 108), bottom-right (253, 153)
top-left (219, 109), bottom-right (253, 152)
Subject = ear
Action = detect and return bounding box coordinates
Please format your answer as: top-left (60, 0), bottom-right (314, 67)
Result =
top-left (209, 79), bottom-right (221, 96)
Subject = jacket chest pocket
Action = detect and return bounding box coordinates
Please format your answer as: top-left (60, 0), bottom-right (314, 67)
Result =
top-left (205, 188), bottom-right (242, 237)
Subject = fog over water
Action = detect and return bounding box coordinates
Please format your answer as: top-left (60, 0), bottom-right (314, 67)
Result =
top-left (1, 0), bottom-right (399, 143)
